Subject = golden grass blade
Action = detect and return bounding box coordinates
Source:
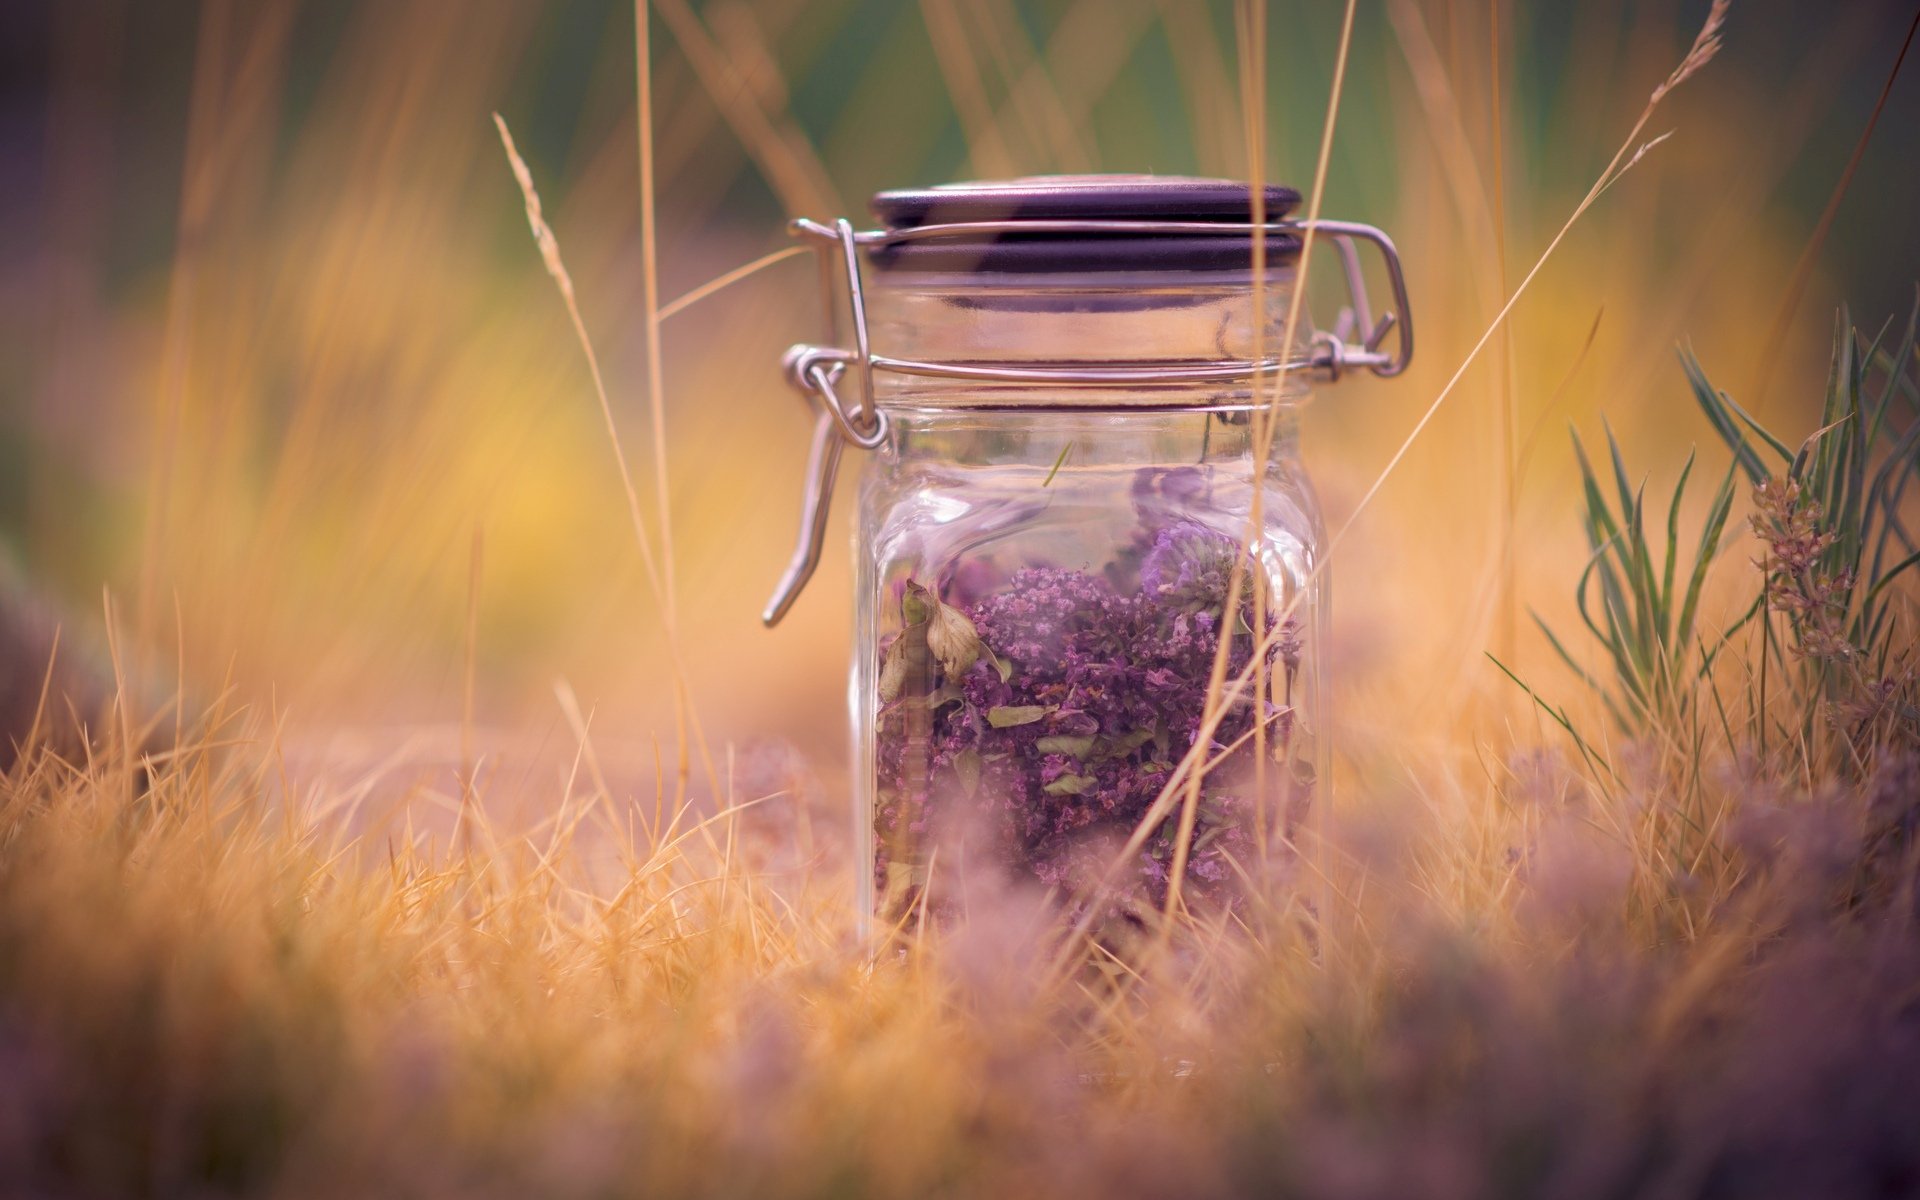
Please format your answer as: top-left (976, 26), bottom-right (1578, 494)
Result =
top-left (967, 0), bottom-right (1088, 172)
top-left (1153, 0), bottom-right (1241, 174)
top-left (658, 245), bottom-right (812, 321)
top-left (650, 0), bottom-right (840, 217)
top-left (637, 1), bottom-right (701, 810)
top-left (997, 0), bottom-right (1154, 172)
top-left (636, 1), bottom-right (678, 625)
top-left (1324, 0), bottom-right (1728, 562)
top-left (1652, 0), bottom-right (1730, 107)
top-left (919, 0), bottom-right (1020, 177)
top-left (1749, 7), bottom-right (1917, 415)
top-left (1386, 0), bottom-right (1518, 686)
top-left (494, 115), bottom-right (655, 587)
top-left (20, 625), bottom-right (62, 766)
top-left (493, 114), bottom-right (723, 809)
top-left (1129, 0), bottom-right (1731, 954)
top-left (1170, 0), bottom-right (1358, 922)
top-left (459, 525), bottom-right (482, 852)
top-left (1490, 0), bottom-right (1517, 663)
top-left (1585, 6), bottom-right (1871, 427)
top-left (1516, 306), bottom-right (1606, 485)
top-left (137, 0), bottom-right (299, 666)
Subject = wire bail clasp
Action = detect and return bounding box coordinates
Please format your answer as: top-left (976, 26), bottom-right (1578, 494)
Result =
top-left (762, 212), bottom-right (1414, 625)
top-left (763, 222), bottom-right (887, 627)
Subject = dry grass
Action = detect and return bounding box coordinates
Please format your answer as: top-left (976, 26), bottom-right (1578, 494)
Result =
top-left (5, 0), bottom-right (1920, 1195)
top-left (3, 581), bottom-right (1917, 1196)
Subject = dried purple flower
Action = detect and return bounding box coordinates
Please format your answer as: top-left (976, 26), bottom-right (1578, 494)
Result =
top-left (874, 520), bottom-right (1308, 923)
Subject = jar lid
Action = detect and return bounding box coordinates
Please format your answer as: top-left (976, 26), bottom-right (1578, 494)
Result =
top-left (867, 174), bottom-right (1303, 275)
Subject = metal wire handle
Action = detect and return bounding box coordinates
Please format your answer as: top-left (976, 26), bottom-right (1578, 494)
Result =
top-left (763, 213), bottom-right (1414, 626)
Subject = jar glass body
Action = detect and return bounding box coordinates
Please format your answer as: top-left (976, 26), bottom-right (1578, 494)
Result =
top-left (850, 272), bottom-right (1325, 928)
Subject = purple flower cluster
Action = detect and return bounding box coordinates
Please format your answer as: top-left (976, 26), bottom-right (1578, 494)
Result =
top-left (874, 522), bottom-right (1309, 921)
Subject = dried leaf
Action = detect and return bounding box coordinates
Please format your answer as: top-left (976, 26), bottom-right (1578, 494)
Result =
top-left (1097, 728), bottom-right (1155, 759)
top-left (988, 649), bottom-right (1014, 684)
top-left (1042, 773), bottom-right (1097, 796)
top-left (904, 579), bottom-right (989, 678)
top-left (926, 598), bottom-right (984, 677)
top-left (987, 705), bottom-right (1052, 728)
top-left (1035, 735), bottom-right (1097, 759)
top-left (1051, 710), bottom-right (1099, 737)
top-left (878, 627), bottom-right (924, 703)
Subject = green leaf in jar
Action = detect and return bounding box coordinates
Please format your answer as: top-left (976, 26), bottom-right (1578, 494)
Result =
top-left (1096, 728), bottom-right (1155, 760)
top-left (1036, 768), bottom-right (1098, 794)
top-left (900, 580), bottom-right (933, 627)
top-left (987, 704), bottom-right (1052, 728)
top-left (1035, 735), bottom-right (1097, 759)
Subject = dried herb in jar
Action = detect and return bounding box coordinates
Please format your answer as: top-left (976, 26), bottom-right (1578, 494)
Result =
top-left (874, 520), bottom-right (1312, 924)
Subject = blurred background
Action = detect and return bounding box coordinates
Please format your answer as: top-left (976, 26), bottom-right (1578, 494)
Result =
top-left (0, 0), bottom-right (1915, 811)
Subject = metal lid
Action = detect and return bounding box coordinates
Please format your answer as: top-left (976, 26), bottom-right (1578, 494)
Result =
top-left (867, 174), bottom-right (1304, 275)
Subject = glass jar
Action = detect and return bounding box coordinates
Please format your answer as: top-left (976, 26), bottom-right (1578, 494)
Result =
top-left (763, 176), bottom-right (1412, 933)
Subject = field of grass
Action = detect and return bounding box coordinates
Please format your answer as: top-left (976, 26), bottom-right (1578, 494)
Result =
top-left (3, 0), bottom-right (1919, 1195)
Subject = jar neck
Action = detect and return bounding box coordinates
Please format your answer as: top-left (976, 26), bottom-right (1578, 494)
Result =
top-left (863, 269), bottom-right (1313, 412)
top-left (882, 406), bottom-right (1301, 469)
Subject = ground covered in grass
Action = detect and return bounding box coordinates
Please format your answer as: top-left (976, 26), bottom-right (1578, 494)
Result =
top-left (1, 694), bottom-right (1917, 1199)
